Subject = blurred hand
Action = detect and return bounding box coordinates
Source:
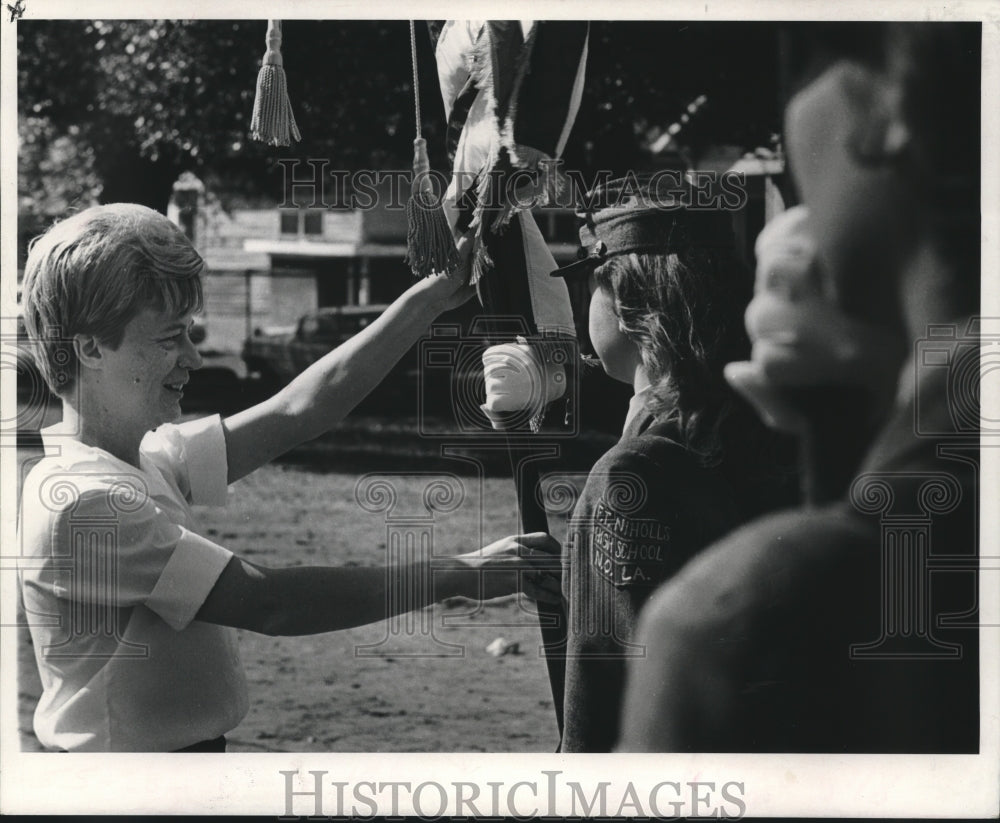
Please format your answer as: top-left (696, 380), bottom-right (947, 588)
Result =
top-left (725, 206), bottom-right (905, 432)
top-left (481, 340), bottom-right (567, 418)
top-left (452, 532), bottom-right (563, 603)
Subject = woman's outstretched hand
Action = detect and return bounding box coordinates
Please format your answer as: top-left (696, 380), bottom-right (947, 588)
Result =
top-left (418, 232), bottom-right (477, 314)
top-left (447, 532), bottom-right (563, 603)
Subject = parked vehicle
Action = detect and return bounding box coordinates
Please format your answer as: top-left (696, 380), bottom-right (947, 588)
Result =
top-left (242, 304), bottom-right (408, 391)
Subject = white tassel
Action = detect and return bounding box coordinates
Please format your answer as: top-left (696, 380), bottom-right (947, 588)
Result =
top-left (250, 20), bottom-right (301, 147)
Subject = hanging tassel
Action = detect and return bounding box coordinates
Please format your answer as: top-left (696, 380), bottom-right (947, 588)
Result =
top-left (404, 21), bottom-right (458, 278)
top-left (405, 137), bottom-right (460, 277)
top-left (250, 20), bottom-right (301, 147)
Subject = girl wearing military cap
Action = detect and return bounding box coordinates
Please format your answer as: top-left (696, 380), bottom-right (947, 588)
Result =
top-left (485, 176), bottom-right (790, 751)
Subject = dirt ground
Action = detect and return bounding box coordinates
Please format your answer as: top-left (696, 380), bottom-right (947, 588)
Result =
top-left (16, 454), bottom-right (580, 753)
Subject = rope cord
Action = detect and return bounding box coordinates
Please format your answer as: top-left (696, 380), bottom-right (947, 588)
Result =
top-left (410, 21), bottom-right (421, 139)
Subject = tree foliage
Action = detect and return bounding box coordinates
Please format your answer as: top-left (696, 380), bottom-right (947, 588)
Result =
top-left (18, 118), bottom-right (102, 227)
top-left (18, 19), bottom-right (782, 216)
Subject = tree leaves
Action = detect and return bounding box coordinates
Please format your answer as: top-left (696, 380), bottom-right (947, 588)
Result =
top-left (18, 19), bottom-right (783, 213)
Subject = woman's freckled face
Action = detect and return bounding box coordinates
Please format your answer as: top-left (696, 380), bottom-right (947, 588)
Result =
top-left (95, 306), bottom-right (204, 433)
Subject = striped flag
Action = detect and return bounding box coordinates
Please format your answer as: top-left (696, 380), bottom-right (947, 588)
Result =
top-left (430, 19), bottom-right (588, 337)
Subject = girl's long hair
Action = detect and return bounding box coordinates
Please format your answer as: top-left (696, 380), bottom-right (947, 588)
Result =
top-left (596, 246), bottom-right (752, 464)
top-left (595, 246), bottom-right (796, 514)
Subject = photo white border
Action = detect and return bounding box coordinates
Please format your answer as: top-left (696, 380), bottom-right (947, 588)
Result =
top-left (2, 1), bottom-right (997, 817)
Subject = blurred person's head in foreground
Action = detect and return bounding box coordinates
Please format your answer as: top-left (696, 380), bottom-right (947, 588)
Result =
top-left (725, 204), bottom-right (908, 436)
top-left (614, 22), bottom-right (983, 756)
top-left (782, 22), bottom-right (980, 334)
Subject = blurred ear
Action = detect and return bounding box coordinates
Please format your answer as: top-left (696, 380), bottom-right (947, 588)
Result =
top-left (840, 64), bottom-right (911, 165)
top-left (73, 334), bottom-right (103, 370)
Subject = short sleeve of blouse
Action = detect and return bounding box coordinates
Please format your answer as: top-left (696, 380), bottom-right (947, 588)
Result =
top-left (49, 485), bottom-right (233, 631)
top-left (141, 414), bottom-right (229, 507)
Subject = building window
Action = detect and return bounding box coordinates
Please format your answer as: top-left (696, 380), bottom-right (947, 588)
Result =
top-left (280, 211), bottom-right (299, 235)
top-left (303, 210), bottom-right (323, 236)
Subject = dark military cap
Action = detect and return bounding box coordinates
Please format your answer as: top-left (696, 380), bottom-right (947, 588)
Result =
top-left (551, 174), bottom-right (736, 278)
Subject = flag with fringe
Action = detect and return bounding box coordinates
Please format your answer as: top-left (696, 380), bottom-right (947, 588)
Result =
top-left (432, 20), bottom-right (588, 303)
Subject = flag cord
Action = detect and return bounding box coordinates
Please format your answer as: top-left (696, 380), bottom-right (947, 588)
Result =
top-left (410, 21), bottom-right (422, 139)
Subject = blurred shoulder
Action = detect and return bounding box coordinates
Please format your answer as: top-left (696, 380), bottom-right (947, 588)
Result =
top-left (640, 504), bottom-right (875, 635)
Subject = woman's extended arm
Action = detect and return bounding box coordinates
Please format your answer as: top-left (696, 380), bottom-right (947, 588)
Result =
top-left (221, 241), bottom-right (473, 483)
top-left (194, 532), bottom-right (562, 635)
